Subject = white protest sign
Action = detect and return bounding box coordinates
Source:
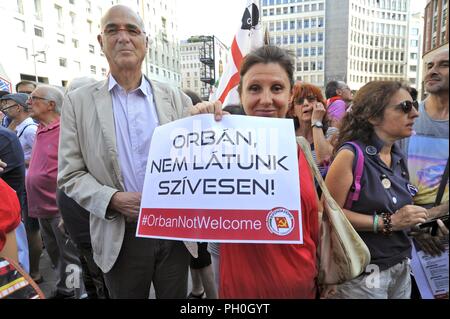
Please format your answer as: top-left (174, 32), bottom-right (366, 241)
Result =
top-left (136, 114), bottom-right (302, 243)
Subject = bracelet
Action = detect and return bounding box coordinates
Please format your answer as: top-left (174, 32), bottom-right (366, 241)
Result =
top-left (373, 213), bottom-right (379, 234)
top-left (381, 212), bottom-right (393, 236)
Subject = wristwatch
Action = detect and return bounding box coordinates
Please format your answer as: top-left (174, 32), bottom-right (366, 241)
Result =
top-left (311, 121), bottom-right (323, 129)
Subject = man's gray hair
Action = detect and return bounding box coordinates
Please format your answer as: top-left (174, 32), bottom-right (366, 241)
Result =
top-left (38, 85), bottom-right (64, 115)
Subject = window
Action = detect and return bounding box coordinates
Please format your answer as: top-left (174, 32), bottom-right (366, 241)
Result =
top-left (304, 48), bottom-right (309, 57)
top-left (86, 0), bottom-right (91, 14)
top-left (70, 12), bottom-right (76, 27)
top-left (410, 65), bottom-right (417, 72)
top-left (87, 20), bottom-right (93, 33)
top-left (72, 39), bottom-right (79, 48)
top-left (90, 65), bottom-right (96, 75)
top-left (69, 0), bottom-right (75, 4)
top-left (17, 46), bottom-right (28, 60)
top-left (17, 0), bottom-right (24, 14)
top-left (74, 61), bottom-right (81, 71)
top-left (34, 26), bottom-right (44, 37)
top-left (59, 58), bottom-right (67, 67)
top-left (89, 44), bottom-right (95, 54)
top-left (34, 0), bottom-right (42, 20)
top-left (57, 33), bottom-right (65, 44)
top-left (14, 18), bottom-right (25, 32)
top-left (55, 5), bottom-right (63, 27)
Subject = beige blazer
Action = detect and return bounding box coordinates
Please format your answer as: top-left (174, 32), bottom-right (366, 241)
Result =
top-left (57, 77), bottom-right (196, 273)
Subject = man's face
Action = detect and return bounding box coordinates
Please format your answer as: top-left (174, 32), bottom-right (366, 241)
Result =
top-left (337, 82), bottom-right (353, 102)
top-left (0, 99), bottom-right (20, 119)
top-left (424, 50), bottom-right (449, 94)
top-left (17, 83), bottom-right (36, 95)
top-left (97, 7), bottom-right (148, 73)
top-left (27, 88), bottom-right (52, 121)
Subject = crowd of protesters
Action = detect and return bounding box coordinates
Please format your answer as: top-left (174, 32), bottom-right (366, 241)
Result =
top-left (0, 4), bottom-right (448, 299)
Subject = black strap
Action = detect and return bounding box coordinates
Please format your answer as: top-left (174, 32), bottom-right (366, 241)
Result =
top-left (17, 123), bottom-right (37, 139)
top-left (435, 158), bottom-right (450, 207)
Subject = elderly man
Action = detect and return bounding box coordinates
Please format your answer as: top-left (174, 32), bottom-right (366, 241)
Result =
top-left (26, 85), bottom-right (83, 299)
top-left (57, 5), bottom-right (195, 299)
top-left (325, 80), bottom-right (353, 127)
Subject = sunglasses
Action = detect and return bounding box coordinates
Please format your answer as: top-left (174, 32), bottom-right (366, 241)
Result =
top-left (297, 96), bottom-right (317, 104)
top-left (393, 100), bottom-right (419, 113)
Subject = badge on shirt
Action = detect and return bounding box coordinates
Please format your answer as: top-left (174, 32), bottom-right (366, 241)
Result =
top-left (366, 146), bottom-right (378, 156)
top-left (407, 183), bottom-right (418, 197)
top-left (381, 178), bottom-right (392, 189)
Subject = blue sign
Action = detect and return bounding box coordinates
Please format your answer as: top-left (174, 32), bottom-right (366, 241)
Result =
top-left (0, 76), bottom-right (12, 93)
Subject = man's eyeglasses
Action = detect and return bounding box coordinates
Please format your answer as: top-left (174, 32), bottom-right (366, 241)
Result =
top-left (28, 96), bottom-right (51, 103)
top-left (102, 25), bottom-right (145, 37)
top-left (393, 100), bottom-right (419, 114)
top-left (0, 104), bottom-right (18, 112)
top-left (297, 96), bottom-right (317, 104)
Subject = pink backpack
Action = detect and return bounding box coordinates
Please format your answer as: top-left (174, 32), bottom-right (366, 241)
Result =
top-left (343, 142), bottom-right (365, 210)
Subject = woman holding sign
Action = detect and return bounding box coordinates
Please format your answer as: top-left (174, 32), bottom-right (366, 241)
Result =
top-left (190, 45), bottom-right (326, 299)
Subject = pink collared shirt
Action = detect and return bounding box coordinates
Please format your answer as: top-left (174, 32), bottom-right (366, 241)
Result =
top-left (26, 118), bottom-right (60, 218)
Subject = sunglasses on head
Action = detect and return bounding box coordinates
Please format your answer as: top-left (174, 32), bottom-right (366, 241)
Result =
top-left (394, 100), bottom-right (419, 113)
top-left (297, 95), bottom-right (317, 104)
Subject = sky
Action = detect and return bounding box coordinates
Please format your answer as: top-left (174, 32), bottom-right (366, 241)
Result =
top-left (177, 0), bottom-right (245, 47)
top-left (177, 0), bottom-right (428, 48)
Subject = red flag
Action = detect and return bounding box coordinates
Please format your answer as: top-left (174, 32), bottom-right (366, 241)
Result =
top-left (213, 0), bottom-right (264, 107)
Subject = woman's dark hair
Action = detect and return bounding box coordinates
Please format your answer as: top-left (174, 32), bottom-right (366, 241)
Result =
top-left (288, 81), bottom-right (329, 134)
top-left (237, 45), bottom-right (294, 95)
top-left (334, 81), bottom-right (411, 155)
top-left (183, 90), bottom-right (203, 105)
top-left (223, 104), bottom-right (246, 115)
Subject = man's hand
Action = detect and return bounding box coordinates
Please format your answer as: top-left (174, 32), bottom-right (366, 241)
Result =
top-left (410, 225), bottom-right (446, 257)
top-left (0, 159), bottom-right (6, 173)
top-left (108, 192), bottom-right (142, 221)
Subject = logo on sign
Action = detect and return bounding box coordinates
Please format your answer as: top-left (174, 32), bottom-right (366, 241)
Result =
top-left (266, 208), bottom-right (294, 236)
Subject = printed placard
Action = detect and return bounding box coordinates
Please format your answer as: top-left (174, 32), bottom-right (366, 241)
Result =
top-left (137, 114), bottom-right (302, 244)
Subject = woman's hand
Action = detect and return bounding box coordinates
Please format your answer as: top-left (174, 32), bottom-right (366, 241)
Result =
top-left (391, 205), bottom-right (428, 231)
top-left (311, 102), bottom-right (326, 123)
top-left (188, 100), bottom-right (227, 121)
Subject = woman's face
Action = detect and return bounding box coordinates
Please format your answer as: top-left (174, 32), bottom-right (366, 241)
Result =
top-left (240, 63), bottom-right (292, 118)
top-left (293, 94), bottom-right (318, 122)
top-left (373, 88), bottom-right (419, 140)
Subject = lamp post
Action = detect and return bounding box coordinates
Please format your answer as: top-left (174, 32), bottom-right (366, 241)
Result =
top-left (31, 40), bottom-right (46, 83)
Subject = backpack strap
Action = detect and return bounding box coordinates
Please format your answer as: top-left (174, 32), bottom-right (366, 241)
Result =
top-left (343, 142), bottom-right (364, 210)
top-left (17, 123), bottom-right (37, 139)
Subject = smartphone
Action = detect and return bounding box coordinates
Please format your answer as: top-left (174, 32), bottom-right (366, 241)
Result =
top-left (419, 215), bottom-right (449, 236)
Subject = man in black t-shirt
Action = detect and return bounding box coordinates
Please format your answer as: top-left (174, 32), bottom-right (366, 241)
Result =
top-left (0, 126), bottom-right (25, 208)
